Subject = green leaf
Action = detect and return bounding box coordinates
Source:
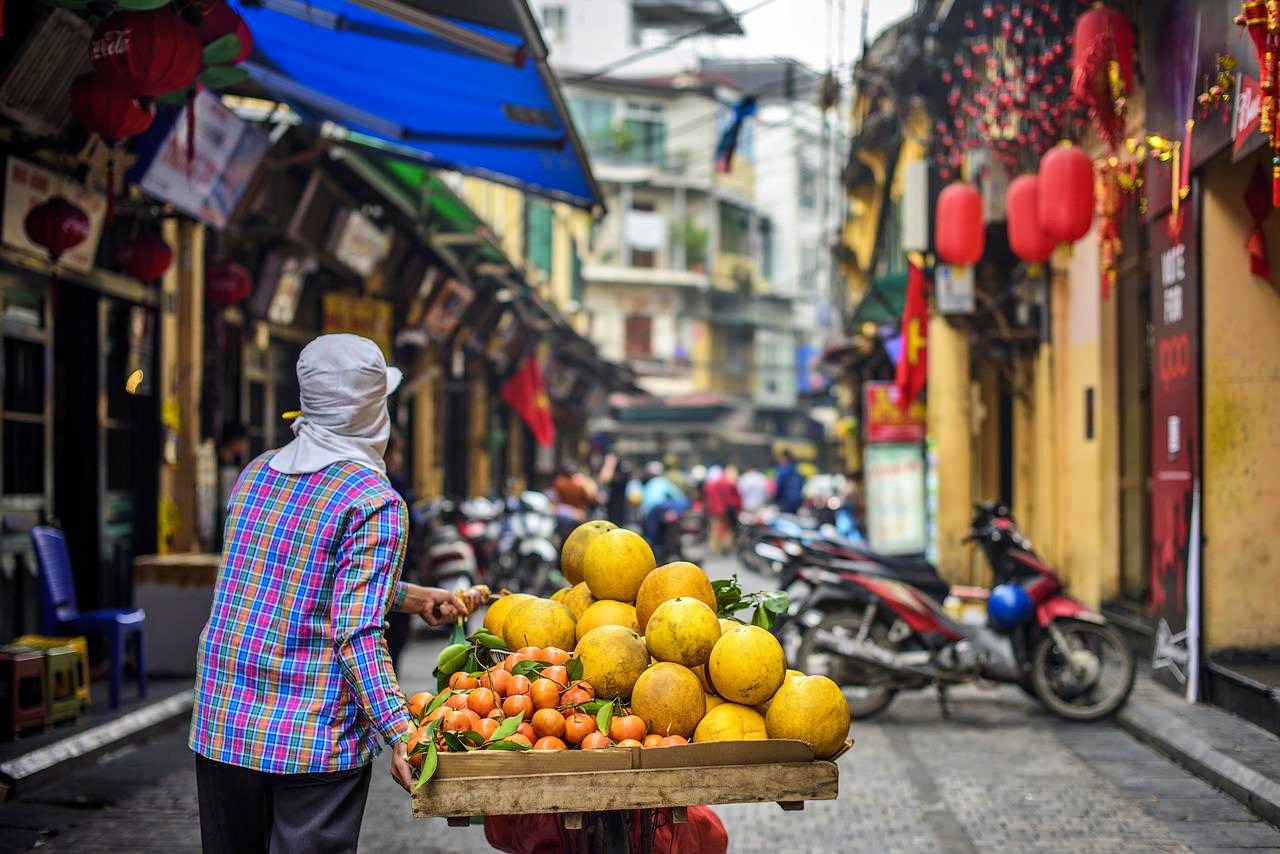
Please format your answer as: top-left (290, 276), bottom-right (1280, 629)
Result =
top-left (579, 699), bottom-right (607, 713)
top-left (425, 689), bottom-right (452, 715)
top-left (511, 659), bottom-right (545, 678)
top-left (440, 730), bottom-right (468, 753)
top-left (486, 739), bottom-right (531, 750)
top-left (458, 730), bottom-right (485, 748)
top-left (449, 619), bottom-right (467, 647)
top-left (413, 740), bottom-right (438, 792)
top-left (758, 590), bottom-right (790, 614)
top-left (596, 703), bottom-right (613, 738)
top-left (470, 630), bottom-right (508, 650)
top-left (155, 88), bottom-right (193, 107)
top-left (491, 710), bottom-right (523, 741)
top-left (202, 34), bottom-right (243, 66)
top-left (117, 0), bottom-right (171, 9)
top-left (751, 606), bottom-right (773, 628)
top-left (565, 658), bottom-right (584, 683)
top-left (199, 65), bottom-right (250, 91)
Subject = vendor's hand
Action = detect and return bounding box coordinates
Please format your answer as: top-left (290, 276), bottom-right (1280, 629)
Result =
top-left (457, 586), bottom-right (488, 616)
top-left (391, 740), bottom-right (414, 793)
top-left (417, 588), bottom-right (465, 626)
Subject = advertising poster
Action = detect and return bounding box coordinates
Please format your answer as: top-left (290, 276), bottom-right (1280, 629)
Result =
top-left (864, 443), bottom-right (927, 556)
top-left (863, 381), bottom-right (927, 443)
top-left (3, 157), bottom-right (107, 274)
top-left (1148, 182), bottom-right (1201, 699)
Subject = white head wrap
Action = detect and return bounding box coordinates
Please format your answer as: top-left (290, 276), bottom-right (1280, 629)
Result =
top-left (268, 334), bottom-right (403, 476)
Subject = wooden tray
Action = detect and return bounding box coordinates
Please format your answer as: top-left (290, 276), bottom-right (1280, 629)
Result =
top-left (411, 739), bottom-right (847, 819)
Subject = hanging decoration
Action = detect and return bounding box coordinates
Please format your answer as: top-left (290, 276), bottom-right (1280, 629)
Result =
top-left (24, 197), bottom-right (90, 262)
top-left (1244, 159), bottom-right (1273, 280)
top-left (1237, 1), bottom-right (1280, 205)
top-left (1005, 175), bottom-right (1055, 263)
top-left (70, 71), bottom-right (156, 222)
top-left (1039, 142), bottom-right (1095, 244)
top-left (1069, 3), bottom-right (1135, 149)
top-left (935, 181), bottom-right (985, 266)
top-left (199, 1), bottom-right (254, 65)
top-left (1092, 139), bottom-right (1145, 299)
top-left (1196, 54), bottom-right (1237, 120)
top-left (931, 0), bottom-right (1079, 178)
top-left (206, 261), bottom-right (252, 306)
top-left (116, 235), bottom-right (174, 283)
top-left (91, 8), bottom-right (203, 98)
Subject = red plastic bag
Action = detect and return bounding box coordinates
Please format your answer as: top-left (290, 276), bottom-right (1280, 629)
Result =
top-left (484, 807), bottom-right (728, 853)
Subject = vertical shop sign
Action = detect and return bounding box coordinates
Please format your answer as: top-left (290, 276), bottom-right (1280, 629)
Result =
top-left (864, 443), bottom-right (927, 556)
top-left (1148, 182), bottom-right (1201, 700)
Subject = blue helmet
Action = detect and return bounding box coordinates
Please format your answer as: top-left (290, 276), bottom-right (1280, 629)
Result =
top-left (988, 583), bottom-right (1034, 632)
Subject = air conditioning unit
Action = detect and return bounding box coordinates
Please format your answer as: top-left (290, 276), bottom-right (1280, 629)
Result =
top-left (0, 9), bottom-right (92, 136)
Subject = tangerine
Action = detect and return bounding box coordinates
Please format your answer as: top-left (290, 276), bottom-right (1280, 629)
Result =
top-left (543, 647), bottom-right (571, 666)
top-left (517, 646), bottom-right (542, 659)
top-left (502, 694), bottom-right (534, 719)
top-left (443, 710), bottom-right (471, 731)
top-left (486, 708), bottom-right (504, 720)
top-left (534, 736), bottom-right (567, 751)
top-left (542, 665), bottom-right (569, 686)
top-left (476, 718), bottom-right (500, 741)
top-left (506, 733), bottom-right (533, 747)
top-left (504, 652), bottom-right (531, 671)
top-left (642, 734), bottom-right (663, 748)
top-left (609, 714), bottom-right (646, 742)
top-left (516, 722), bottom-right (536, 741)
top-left (581, 732), bottom-right (611, 749)
top-left (560, 686), bottom-right (593, 708)
top-left (445, 693), bottom-right (469, 710)
top-left (659, 735), bottom-right (688, 747)
top-left (424, 706), bottom-right (448, 724)
top-left (532, 708), bottom-right (567, 740)
top-left (507, 674), bottom-right (532, 696)
top-left (478, 669), bottom-right (510, 696)
top-left (564, 712), bottom-right (597, 744)
top-left (467, 688), bottom-right (496, 717)
top-left (407, 692), bottom-right (433, 719)
top-left (615, 738), bottom-right (644, 748)
top-left (462, 710), bottom-right (482, 731)
top-left (448, 672), bottom-right (479, 691)
top-left (530, 678), bottom-right (561, 710)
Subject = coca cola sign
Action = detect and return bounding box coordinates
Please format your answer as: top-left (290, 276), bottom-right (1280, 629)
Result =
top-left (91, 27), bottom-right (132, 63)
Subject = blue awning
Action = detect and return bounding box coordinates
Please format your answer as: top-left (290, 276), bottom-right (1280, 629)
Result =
top-left (230, 0), bottom-right (603, 211)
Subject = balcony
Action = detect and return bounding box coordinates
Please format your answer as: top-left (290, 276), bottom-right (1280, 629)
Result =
top-left (582, 263), bottom-right (709, 289)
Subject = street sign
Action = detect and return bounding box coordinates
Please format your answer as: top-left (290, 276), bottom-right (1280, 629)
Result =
top-left (863, 381), bottom-right (926, 444)
top-left (865, 442), bottom-right (927, 556)
top-left (935, 264), bottom-right (975, 315)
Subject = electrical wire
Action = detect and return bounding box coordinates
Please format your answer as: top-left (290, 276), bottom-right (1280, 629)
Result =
top-left (571, 0), bottom-right (784, 82)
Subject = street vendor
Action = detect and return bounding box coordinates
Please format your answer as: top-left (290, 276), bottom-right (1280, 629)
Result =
top-left (189, 334), bottom-right (476, 853)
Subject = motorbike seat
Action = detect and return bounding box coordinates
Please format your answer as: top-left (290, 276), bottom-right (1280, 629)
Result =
top-left (808, 550), bottom-right (951, 602)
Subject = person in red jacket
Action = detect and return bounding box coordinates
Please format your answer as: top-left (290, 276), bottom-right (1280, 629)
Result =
top-left (703, 466), bottom-right (741, 556)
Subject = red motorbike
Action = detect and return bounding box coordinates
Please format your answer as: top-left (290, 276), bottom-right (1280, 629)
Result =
top-left (781, 503), bottom-right (1135, 721)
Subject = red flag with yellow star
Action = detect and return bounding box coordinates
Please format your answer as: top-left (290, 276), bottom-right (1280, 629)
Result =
top-left (894, 262), bottom-right (928, 411)
top-left (502, 355), bottom-right (556, 448)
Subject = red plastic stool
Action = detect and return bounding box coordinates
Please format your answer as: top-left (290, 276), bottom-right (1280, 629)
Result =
top-left (0, 645), bottom-right (48, 740)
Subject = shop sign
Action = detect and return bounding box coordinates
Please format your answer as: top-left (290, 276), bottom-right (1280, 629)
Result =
top-left (1148, 181), bottom-right (1202, 700)
top-left (322, 293), bottom-right (393, 359)
top-left (423, 278), bottom-right (474, 343)
top-left (1233, 74), bottom-right (1266, 160)
top-left (863, 381), bottom-right (926, 444)
top-left (864, 442), bottom-right (927, 556)
top-left (134, 90), bottom-right (267, 229)
top-left (2, 157), bottom-right (107, 274)
top-left (935, 264), bottom-right (974, 315)
top-left (328, 209), bottom-right (391, 277)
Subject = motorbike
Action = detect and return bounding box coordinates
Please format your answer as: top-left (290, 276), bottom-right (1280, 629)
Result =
top-left (458, 496), bottom-right (505, 582)
top-left (653, 499), bottom-right (707, 563)
top-left (779, 502), bottom-right (1135, 722)
top-left (413, 499), bottom-right (479, 633)
top-left (496, 491), bottom-right (561, 595)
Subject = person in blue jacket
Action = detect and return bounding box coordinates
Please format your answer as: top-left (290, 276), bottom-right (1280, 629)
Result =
top-left (774, 450), bottom-right (805, 514)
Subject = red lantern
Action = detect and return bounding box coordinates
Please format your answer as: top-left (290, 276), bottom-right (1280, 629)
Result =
top-left (935, 182), bottom-right (985, 266)
top-left (91, 8), bottom-right (202, 97)
top-left (206, 262), bottom-right (252, 306)
top-left (24, 197), bottom-right (90, 262)
top-left (1038, 144), bottom-right (1095, 244)
top-left (1070, 5), bottom-right (1134, 147)
top-left (200, 1), bottom-right (254, 64)
top-left (117, 236), bottom-right (174, 283)
top-left (70, 72), bottom-right (155, 142)
top-left (1006, 175), bottom-right (1055, 263)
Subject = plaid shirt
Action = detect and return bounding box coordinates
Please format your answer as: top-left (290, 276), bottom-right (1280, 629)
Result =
top-left (190, 453), bottom-right (414, 774)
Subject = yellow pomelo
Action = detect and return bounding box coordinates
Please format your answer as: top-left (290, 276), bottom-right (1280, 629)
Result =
top-left (692, 663), bottom-right (716, 694)
top-left (756, 669), bottom-right (805, 716)
top-left (693, 703), bottom-right (767, 742)
top-left (574, 624), bottom-right (650, 700)
top-left (707, 625), bottom-right (786, 706)
top-left (583, 529), bottom-right (656, 603)
top-left (704, 692), bottom-right (725, 712)
top-left (765, 674), bottom-right (851, 759)
top-left (561, 582), bottom-right (597, 620)
top-left (634, 562), bottom-right (717, 632)
top-left (576, 599), bottom-right (638, 642)
top-left (718, 618), bottom-right (740, 636)
top-left (561, 520), bottom-right (617, 585)
top-left (501, 597), bottom-right (577, 651)
top-left (631, 662), bottom-right (706, 738)
top-left (645, 597), bottom-right (721, 667)
top-left (483, 593), bottom-right (534, 638)
top-left (550, 587), bottom-right (571, 602)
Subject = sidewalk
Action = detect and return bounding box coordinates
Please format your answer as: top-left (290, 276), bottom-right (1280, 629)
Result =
top-left (0, 679), bottom-right (192, 800)
top-left (1117, 673), bottom-right (1280, 826)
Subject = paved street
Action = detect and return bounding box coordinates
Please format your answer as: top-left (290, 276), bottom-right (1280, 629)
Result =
top-left (3, 558), bottom-right (1279, 853)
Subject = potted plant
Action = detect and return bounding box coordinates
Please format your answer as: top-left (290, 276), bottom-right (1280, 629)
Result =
top-left (672, 218), bottom-right (708, 272)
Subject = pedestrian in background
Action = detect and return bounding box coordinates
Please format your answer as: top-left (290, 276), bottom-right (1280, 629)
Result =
top-left (190, 335), bottom-right (478, 854)
top-left (703, 466), bottom-right (741, 555)
top-left (737, 463), bottom-right (768, 514)
top-left (774, 449), bottom-right (805, 514)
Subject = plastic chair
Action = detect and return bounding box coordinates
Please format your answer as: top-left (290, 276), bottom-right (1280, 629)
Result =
top-left (30, 526), bottom-right (146, 710)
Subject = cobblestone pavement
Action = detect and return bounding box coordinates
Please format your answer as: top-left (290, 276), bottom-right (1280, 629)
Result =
top-left (4, 558), bottom-right (1278, 853)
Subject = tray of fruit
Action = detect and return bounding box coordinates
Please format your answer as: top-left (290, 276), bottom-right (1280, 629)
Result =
top-left (408, 524), bottom-right (851, 820)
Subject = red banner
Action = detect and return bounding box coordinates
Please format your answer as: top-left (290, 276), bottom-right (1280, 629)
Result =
top-left (1149, 182), bottom-right (1201, 696)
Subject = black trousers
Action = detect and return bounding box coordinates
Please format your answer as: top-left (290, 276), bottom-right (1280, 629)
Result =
top-left (195, 754), bottom-right (372, 854)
